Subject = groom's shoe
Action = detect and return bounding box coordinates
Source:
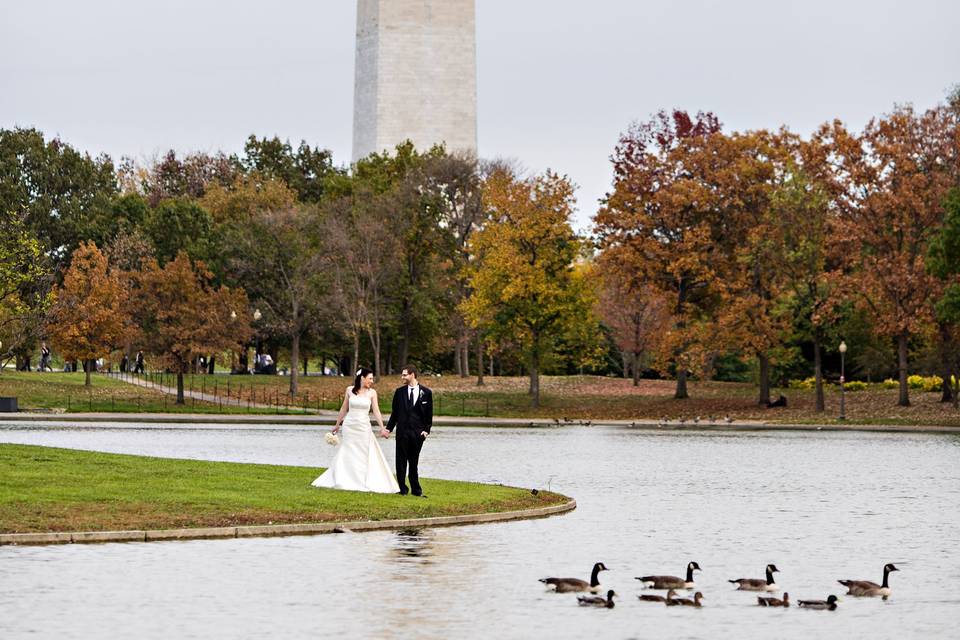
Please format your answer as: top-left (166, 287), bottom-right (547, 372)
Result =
top-left (414, 493), bottom-right (427, 498)
top-left (396, 491), bottom-right (408, 496)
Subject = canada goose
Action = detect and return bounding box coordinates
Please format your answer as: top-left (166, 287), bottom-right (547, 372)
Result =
top-left (666, 591), bottom-right (704, 607)
top-left (636, 561), bottom-right (701, 590)
top-left (838, 563), bottom-right (899, 597)
top-left (798, 595), bottom-right (838, 610)
top-left (729, 564), bottom-right (779, 591)
top-left (757, 592), bottom-right (790, 607)
top-left (540, 562), bottom-right (608, 593)
top-left (577, 590), bottom-right (616, 608)
top-left (639, 589), bottom-right (678, 603)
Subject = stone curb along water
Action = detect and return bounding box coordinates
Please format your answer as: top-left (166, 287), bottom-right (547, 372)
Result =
top-left (0, 498), bottom-right (576, 546)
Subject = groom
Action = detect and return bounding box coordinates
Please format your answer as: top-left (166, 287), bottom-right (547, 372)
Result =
top-left (382, 364), bottom-right (432, 497)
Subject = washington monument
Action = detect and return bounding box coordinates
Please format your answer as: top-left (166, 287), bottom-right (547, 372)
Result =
top-left (352, 0), bottom-right (478, 162)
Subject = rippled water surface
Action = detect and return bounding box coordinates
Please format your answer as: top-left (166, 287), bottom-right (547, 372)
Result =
top-left (2, 422), bottom-right (959, 639)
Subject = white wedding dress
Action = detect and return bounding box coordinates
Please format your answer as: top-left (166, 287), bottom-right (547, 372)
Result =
top-left (312, 392), bottom-right (400, 493)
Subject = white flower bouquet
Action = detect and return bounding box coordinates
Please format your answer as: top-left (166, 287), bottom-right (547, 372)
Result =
top-left (325, 432), bottom-right (340, 446)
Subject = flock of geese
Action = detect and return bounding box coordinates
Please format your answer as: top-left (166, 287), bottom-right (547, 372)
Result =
top-left (540, 561), bottom-right (900, 611)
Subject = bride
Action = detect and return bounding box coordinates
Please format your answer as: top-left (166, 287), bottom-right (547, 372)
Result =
top-left (312, 368), bottom-right (400, 493)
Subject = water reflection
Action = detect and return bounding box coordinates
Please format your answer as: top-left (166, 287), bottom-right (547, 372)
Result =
top-left (390, 528), bottom-right (434, 562)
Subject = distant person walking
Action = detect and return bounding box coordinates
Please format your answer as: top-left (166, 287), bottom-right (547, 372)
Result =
top-left (38, 342), bottom-right (52, 372)
top-left (134, 350), bottom-right (145, 374)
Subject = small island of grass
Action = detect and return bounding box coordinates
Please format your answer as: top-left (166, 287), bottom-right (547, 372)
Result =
top-left (0, 444), bottom-right (571, 539)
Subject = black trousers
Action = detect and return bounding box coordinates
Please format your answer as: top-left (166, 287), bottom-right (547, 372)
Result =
top-left (395, 430), bottom-right (425, 495)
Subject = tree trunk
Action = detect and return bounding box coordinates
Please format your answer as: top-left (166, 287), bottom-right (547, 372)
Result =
top-left (84, 359), bottom-right (92, 387)
top-left (207, 355), bottom-right (215, 375)
top-left (303, 354), bottom-right (308, 376)
top-left (476, 338), bottom-right (485, 386)
top-left (632, 352), bottom-right (640, 387)
top-left (351, 333), bottom-right (360, 376)
top-left (398, 322), bottom-right (409, 372)
top-left (530, 344), bottom-right (540, 408)
top-left (897, 332), bottom-right (910, 407)
top-left (757, 352), bottom-right (771, 406)
top-left (176, 371), bottom-right (185, 404)
top-left (953, 371), bottom-right (959, 410)
top-left (674, 369), bottom-right (688, 399)
top-left (939, 322), bottom-right (954, 403)
top-left (813, 330), bottom-right (825, 412)
top-left (289, 332), bottom-right (300, 397)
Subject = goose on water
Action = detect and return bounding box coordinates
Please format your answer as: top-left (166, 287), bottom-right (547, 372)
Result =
top-left (577, 589), bottom-right (616, 608)
top-left (635, 561), bottom-right (701, 590)
top-left (798, 595), bottom-right (839, 610)
top-left (729, 564), bottom-right (779, 591)
top-left (757, 592), bottom-right (790, 607)
top-left (638, 589), bottom-right (678, 603)
top-left (838, 563), bottom-right (899, 597)
top-left (666, 591), bottom-right (704, 607)
top-left (540, 562), bottom-right (608, 593)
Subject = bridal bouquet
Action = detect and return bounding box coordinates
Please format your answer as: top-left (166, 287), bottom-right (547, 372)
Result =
top-left (325, 432), bottom-right (340, 446)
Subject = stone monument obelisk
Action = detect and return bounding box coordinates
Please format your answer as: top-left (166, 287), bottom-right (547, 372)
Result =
top-left (352, 0), bottom-right (477, 162)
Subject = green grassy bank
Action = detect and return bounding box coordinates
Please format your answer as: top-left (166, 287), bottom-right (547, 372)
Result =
top-left (0, 444), bottom-right (567, 534)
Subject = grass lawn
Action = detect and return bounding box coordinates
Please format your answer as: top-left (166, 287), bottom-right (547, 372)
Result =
top-left (0, 444), bottom-right (568, 534)
top-left (3, 371), bottom-right (960, 426)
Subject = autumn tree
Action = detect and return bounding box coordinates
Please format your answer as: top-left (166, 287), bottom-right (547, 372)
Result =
top-left (321, 190), bottom-right (400, 378)
top-left (463, 168), bottom-right (596, 407)
top-left (46, 243), bottom-right (130, 386)
top-left (134, 252), bottom-right (251, 403)
top-left (594, 110), bottom-right (724, 399)
top-left (594, 261), bottom-right (670, 386)
top-left (816, 104), bottom-right (959, 406)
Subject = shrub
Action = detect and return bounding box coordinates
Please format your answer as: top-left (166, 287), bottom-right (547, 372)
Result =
top-left (788, 376), bottom-right (817, 390)
top-left (882, 378), bottom-right (898, 389)
top-left (907, 375), bottom-right (925, 390)
top-left (843, 380), bottom-right (868, 392)
top-left (922, 375), bottom-right (943, 392)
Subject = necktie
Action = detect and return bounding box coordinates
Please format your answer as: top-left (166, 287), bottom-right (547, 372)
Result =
top-left (409, 387), bottom-right (414, 407)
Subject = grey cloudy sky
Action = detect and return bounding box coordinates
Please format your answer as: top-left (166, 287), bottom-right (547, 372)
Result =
top-left (2, 1), bottom-right (957, 229)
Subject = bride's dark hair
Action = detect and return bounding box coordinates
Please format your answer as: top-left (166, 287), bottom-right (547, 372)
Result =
top-left (352, 367), bottom-right (374, 395)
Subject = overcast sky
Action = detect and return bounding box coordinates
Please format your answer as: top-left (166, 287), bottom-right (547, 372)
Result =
top-left (2, 1), bottom-right (957, 230)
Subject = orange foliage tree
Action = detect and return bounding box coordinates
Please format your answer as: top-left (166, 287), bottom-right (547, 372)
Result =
top-left (595, 110), bottom-right (724, 399)
top-left (815, 104), bottom-right (959, 406)
top-left (46, 242), bottom-right (131, 386)
top-left (133, 252), bottom-right (252, 403)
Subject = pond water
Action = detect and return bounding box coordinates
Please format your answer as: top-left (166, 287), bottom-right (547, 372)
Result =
top-left (1, 422), bottom-right (959, 639)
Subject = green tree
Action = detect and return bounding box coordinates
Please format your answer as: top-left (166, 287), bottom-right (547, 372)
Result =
top-left (0, 211), bottom-right (52, 369)
top-left (241, 136), bottom-right (341, 203)
top-left (225, 205), bottom-right (327, 396)
top-left (142, 198), bottom-right (214, 265)
top-left (0, 127), bottom-right (117, 264)
top-left (927, 187), bottom-right (960, 406)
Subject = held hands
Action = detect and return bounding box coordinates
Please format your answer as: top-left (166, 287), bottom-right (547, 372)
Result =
top-left (380, 428), bottom-right (390, 439)
top-left (421, 431), bottom-right (428, 438)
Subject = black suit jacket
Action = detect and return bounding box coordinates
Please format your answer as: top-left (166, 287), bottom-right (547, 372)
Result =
top-left (386, 385), bottom-right (433, 434)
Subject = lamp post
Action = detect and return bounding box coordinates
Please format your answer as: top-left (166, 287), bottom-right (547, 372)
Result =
top-left (838, 341), bottom-right (847, 421)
